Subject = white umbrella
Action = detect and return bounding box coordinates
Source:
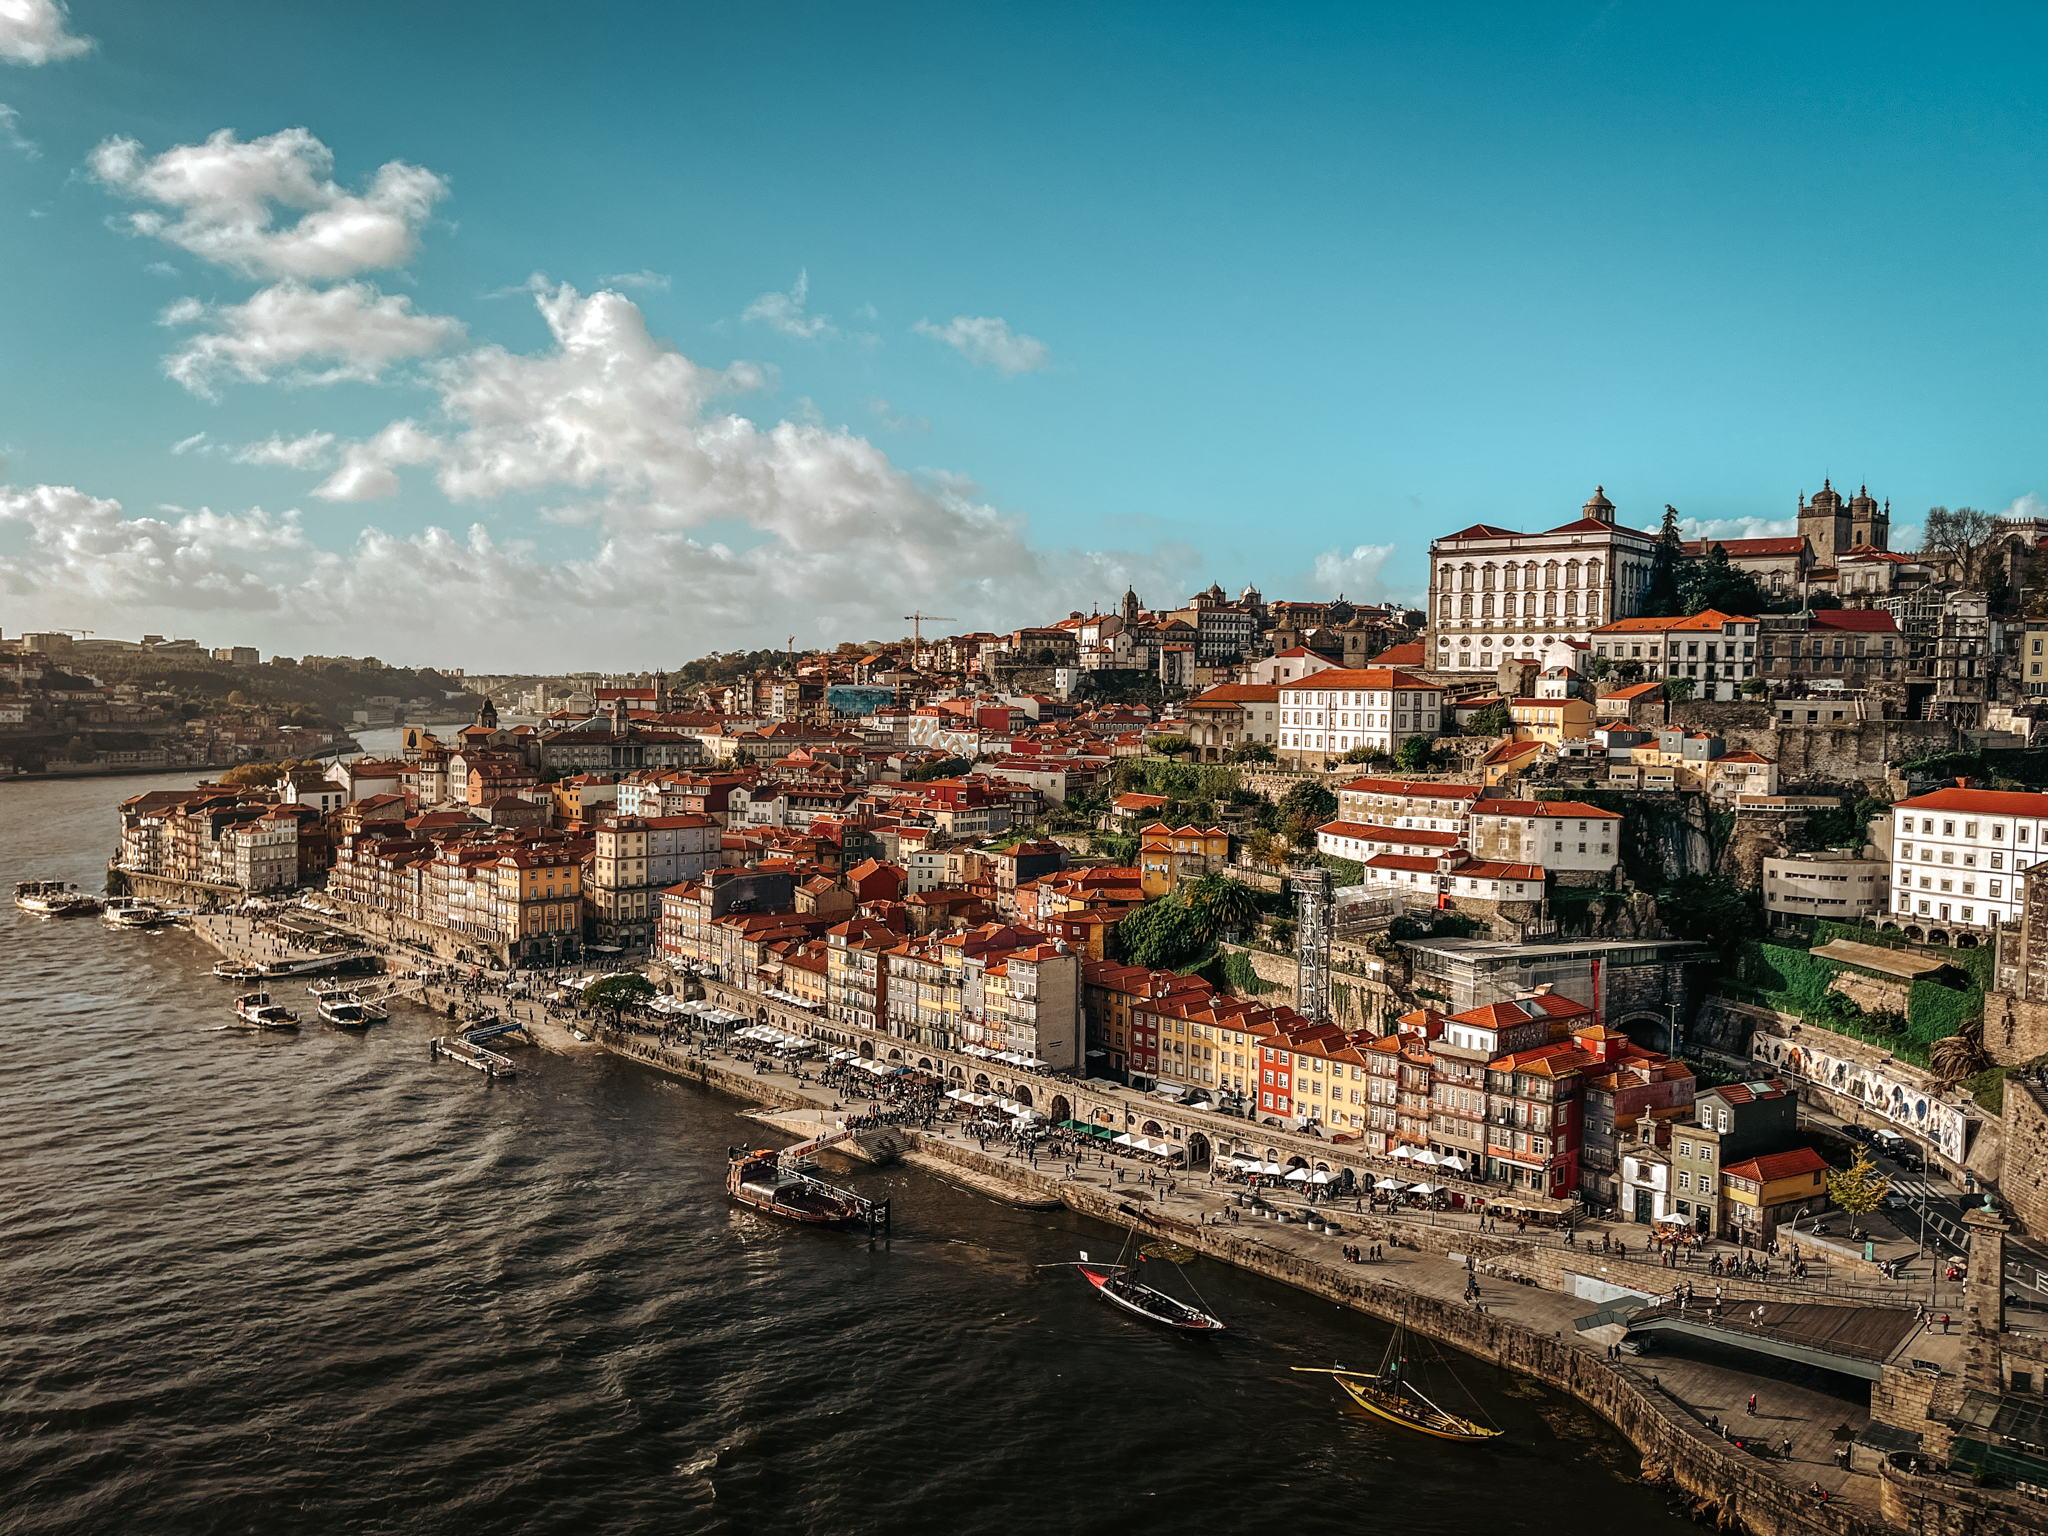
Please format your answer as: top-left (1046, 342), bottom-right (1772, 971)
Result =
top-left (1309, 1170), bottom-right (1333, 1185)
top-left (1285, 1167), bottom-right (1313, 1182)
top-left (1374, 1177), bottom-right (1406, 1190)
top-left (1409, 1182), bottom-right (1442, 1195)
top-left (1410, 1149), bottom-right (1439, 1167)
top-left (1113, 1132), bottom-right (1136, 1147)
top-left (1391, 1145), bottom-right (1414, 1160)
top-left (1656, 1213), bottom-right (1690, 1226)
top-left (1441, 1155), bottom-right (1470, 1174)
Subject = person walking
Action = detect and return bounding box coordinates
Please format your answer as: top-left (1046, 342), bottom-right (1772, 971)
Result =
top-left (1747, 1393), bottom-right (1757, 1416)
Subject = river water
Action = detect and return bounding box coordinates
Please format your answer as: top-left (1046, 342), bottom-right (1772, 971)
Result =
top-left (3, 773), bottom-right (1699, 1535)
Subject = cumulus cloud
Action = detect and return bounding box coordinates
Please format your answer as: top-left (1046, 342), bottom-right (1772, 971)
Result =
top-left (0, 282), bottom-right (1194, 664)
top-left (1308, 541), bottom-right (1399, 601)
top-left (0, 484), bottom-right (304, 610)
top-left (600, 268), bottom-right (670, 292)
top-left (91, 127), bottom-right (448, 280)
top-left (1667, 514), bottom-right (1800, 543)
top-left (160, 279), bottom-right (465, 396)
top-left (742, 268), bottom-right (835, 339)
top-left (233, 431), bottom-right (337, 469)
top-left (913, 314), bottom-right (1053, 375)
top-left (0, 0), bottom-right (90, 64)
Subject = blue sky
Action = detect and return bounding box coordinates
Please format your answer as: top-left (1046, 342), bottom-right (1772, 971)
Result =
top-left (2, 1), bottom-right (2045, 669)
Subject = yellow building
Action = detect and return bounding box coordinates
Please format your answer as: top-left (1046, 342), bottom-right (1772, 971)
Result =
top-left (493, 849), bottom-right (584, 961)
top-left (1136, 823), bottom-right (1229, 898)
top-left (1721, 1145), bottom-right (1831, 1242)
top-left (1508, 695), bottom-right (1593, 744)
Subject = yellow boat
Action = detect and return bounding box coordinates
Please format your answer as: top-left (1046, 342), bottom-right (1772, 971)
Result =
top-left (1293, 1365), bottom-right (1503, 1443)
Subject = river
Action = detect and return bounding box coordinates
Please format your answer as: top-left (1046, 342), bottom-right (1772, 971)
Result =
top-left (2, 772), bottom-right (1699, 1535)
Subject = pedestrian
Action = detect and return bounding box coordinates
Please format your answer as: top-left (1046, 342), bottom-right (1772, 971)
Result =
top-left (1942, 1312), bottom-right (1951, 1333)
top-left (1782, 1438), bottom-right (1792, 1461)
top-left (1747, 1393), bottom-right (1757, 1416)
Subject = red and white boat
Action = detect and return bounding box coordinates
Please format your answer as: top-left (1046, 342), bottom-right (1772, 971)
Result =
top-left (1072, 1247), bottom-right (1226, 1332)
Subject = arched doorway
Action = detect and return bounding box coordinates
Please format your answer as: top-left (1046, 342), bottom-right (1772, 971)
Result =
top-left (949, 1063), bottom-right (964, 1079)
top-left (1615, 1011), bottom-right (1676, 1055)
top-left (1881, 922), bottom-right (1900, 933)
top-left (859, 1041), bottom-right (874, 1059)
top-left (1050, 1094), bottom-right (1072, 1124)
top-left (1185, 1132), bottom-right (1211, 1168)
top-left (1957, 933), bottom-right (1979, 949)
top-left (887, 1048), bottom-right (902, 1061)
top-left (1904, 925), bottom-right (1925, 942)
top-left (1015, 1085), bottom-right (1033, 1108)
top-left (973, 1073), bottom-right (991, 1092)
top-left (1141, 1119), bottom-right (1164, 1137)
top-left (918, 1057), bottom-right (933, 1070)
top-left (1287, 1154), bottom-right (1309, 1169)
top-left (1929, 929), bottom-right (1951, 947)
top-left (1265, 1146), bottom-right (1280, 1163)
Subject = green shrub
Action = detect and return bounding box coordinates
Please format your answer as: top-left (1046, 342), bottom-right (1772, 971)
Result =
top-left (1221, 950), bottom-right (1282, 995)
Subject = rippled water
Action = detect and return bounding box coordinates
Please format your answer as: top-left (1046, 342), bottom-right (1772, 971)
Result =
top-left (2, 773), bottom-right (1697, 1534)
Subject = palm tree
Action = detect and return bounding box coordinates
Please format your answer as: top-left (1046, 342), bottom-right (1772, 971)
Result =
top-left (1184, 873), bottom-right (1261, 942)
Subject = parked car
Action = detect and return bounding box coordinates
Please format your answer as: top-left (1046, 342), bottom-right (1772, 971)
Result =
top-left (1840, 1125), bottom-right (1873, 1145)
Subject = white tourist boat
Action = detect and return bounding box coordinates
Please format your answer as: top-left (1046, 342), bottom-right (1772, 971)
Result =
top-left (15, 880), bottom-right (102, 918)
top-left (232, 992), bottom-right (300, 1030)
top-left (102, 897), bottom-right (166, 929)
top-left (316, 994), bottom-right (378, 1029)
top-left (212, 959), bottom-right (266, 981)
top-left (308, 984), bottom-right (388, 1021)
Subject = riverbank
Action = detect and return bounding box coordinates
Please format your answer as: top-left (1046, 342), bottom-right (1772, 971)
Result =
top-left (598, 1028), bottom-right (1963, 1536)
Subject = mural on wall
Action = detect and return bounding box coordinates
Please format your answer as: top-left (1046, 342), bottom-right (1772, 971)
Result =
top-left (1749, 1035), bottom-right (1965, 1164)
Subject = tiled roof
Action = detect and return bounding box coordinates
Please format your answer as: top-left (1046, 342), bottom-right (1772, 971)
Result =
top-left (1595, 608), bottom-right (1754, 634)
top-left (1336, 777), bottom-right (1484, 799)
top-left (1451, 862), bottom-right (1545, 881)
top-left (1601, 682), bottom-right (1665, 700)
top-left (1808, 609), bottom-right (1900, 633)
top-left (1442, 523), bottom-right (1525, 539)
top-left (1680, 537), bottom-right (1805, 557)
top-left (1723, 1146), bottom-right (1830, 1182)
top-left (1288, 668), bottom-right (1440, 692)
top-left (1894, 786), bottom-right (2048, 816)
top-left (1363, 854), bottom-right (1447, 872)
top-left (1319, 821), bottom-right (1462, 846)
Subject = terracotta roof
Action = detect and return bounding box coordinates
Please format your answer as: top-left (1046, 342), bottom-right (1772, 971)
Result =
top-left (1544, 516), bottom-right (1651, 535)
top-left (1369, 643), bottom-right (1427, 665)
top-left (1287, 667), bottom-right (1439, 692)
top-left (1600, 683), bottom-right (1665, 700)
top-left (1319, 820), bottom-right (1462, 846)
top-left (1450, 861), bottom-right (1545, 881)
top-left (1723, 1146), bottom-right (1830, 1183)
top-left (1442, 523), bottom-right (1525, 539)
top-left (1189, 683), bottom-right (1281, 704)
top-left (1364, 854), bottom-right (1448, 873)
top-left (1680, 537), bottom-right (1805, 558)
top-left (1526, 800), bottom-right (1621, 819)
top-left (1336, 777), bottom-right (1484, 800)
top-left (1807, 609), bottom-right (1899, 633)
top-left (1595, 608), bottom-right (1754, 634)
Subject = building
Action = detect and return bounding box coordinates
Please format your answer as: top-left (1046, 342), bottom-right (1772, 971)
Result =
top-left (1890, 786), bottom-right (2048, 936)
top-left (1507, 695), bottom-right (1594, 744)
top-left (1181, 682), bottom-right (1279, 760)
top-left (1464, 800), bottom-right (1621, 877)
top-left (1721, 1145), bottom-right (1831, 1242)
top-left (1763, 849), bottom-right (1890, 924)
top-left (588, 813), bottom-right (721, 948)
top-left (1425, 487), bottom-right (1659, 675)
top-left (1274, 668), bottom-right (1445, 765)
top-left (1680, 536), bottom-right (1807, 599)
top-left (1587, 610), bottom-right (1760, 701)
top-left (1332, 777), bottom-right (1487, 832)
top-left (1755, 609), bottom-right (1903, 691)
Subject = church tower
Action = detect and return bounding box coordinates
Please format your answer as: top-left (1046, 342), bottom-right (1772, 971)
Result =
top-left (475, 695), bottom-right (499, 731)
top-left (1848, 485), bottom-right (1889, 552)
top-left (1798, 479), bottom-right (1852, 567)
top-left (1121, 586), bottom-right (1141, 627)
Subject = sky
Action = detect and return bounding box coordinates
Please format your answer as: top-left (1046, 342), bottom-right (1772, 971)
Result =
top-left (1, 1), bottom-right (2046, 671)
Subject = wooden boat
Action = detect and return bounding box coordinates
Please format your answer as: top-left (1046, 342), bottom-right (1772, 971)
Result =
top-left (1076, 1254), bottom-right (1227, 1332)
top-left (15, 880), bottom-right (102, 917)
top-left (213, 960), bottom-right (266, 981)
top-left (232, 992), bottom-right (300, 1030)
top-left (726, 1128), bottom-right (871, 1226)
top-left (1293, 1311), bottom-right (1501, 1442)
top-left (311, 985), bottom-right (388, 1022)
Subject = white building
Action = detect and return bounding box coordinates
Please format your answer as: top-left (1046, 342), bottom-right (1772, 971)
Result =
top-left (1426, 487), bottom-right (1659, 675)
top-left (1466, 799), bottom-right (1622, 875)
top-left (1275, 667), bottom-right (1444, 764)
top-left (1889, 786), bottom-right (2048, 936)
top-left (1333, 777), bottom-right (1488, 833)
top-left (1763, 849), bottom-right (1889, 922)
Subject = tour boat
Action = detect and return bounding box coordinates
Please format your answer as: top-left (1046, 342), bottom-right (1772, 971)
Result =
top-left (212, 960), bottom-right (266, 981)
top-left (1293, 1313), bottom-right (1501, 1442)
top-left (317, 995), bottom-right (374, 1029)
top-left (1073, 1249), bottom-right (1227, 1333)
top-left (15, 880), bottom-right (102, 918)
top-left (726, 1129), bottom-right (872, 1226)
top-left (310, 985), bottom-right (388, 1022)
top-left (102, 898), bottom-right (165, 929)
top-left (232, 992), bottom-right (300, 1030)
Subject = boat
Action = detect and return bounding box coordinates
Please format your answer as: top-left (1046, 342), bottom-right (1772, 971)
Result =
top-left (15, 880), bottom-right (102, 917)
top-left (725, 1128), bottom-right (875, 1227)
top-left (102, 897), bottom-right (166, 929)
top-left (310, 985), bottom-right (388, 1022)
top-left (212, 960), bottom-right (266, 981)
top-left (1070, 1242), bottom-right (1227, 1333)
top-left (317, 996), bottom-right (375, 1029)
top-left (232, 992), bottom-right (300, 1030)
top-left (1292, 1311), bottom-right (1502, 1442)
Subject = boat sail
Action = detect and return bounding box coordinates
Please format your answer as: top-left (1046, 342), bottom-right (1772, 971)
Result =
top-left (1293, 1311), bottom-right (1501, 1442)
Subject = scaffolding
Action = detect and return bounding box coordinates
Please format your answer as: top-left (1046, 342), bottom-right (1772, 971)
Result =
top-left (1291, 864), bottom-right (1332, 1023)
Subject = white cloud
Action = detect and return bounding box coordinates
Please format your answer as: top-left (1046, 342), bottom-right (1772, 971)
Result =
top-left (170, 431), bottom-right (211, 456)
top-left (0, 282), bottom-right (1192, 664)
top-left (2002, 493), bottom-right (2047, 522)
top-left (0, 102), bottom-right (37, 157)
top-left (144, 260), bottom-right (180, 278)
top-left (0, 484), bottom-right (304, 610)
top-left (868, 397), bottom-right (929, 433)
top-left (600, 269), bottom-right (670, 292)
top-left (91, 127), bottom-right (448, 280)
top-left (742, 268), bottom-right (836, 339)
top-left (1668, 515), bottom-right (1800, 543)
top-left (0, 0), bottom-right (90, 65)
top-left (1308, 541), bottom-right (1399, 601)
top-left (160, 280), bottom-right (465, 396)
top-left (233, 431), bottom-right (337, 469)
top-left (913, 315), bottom-right (1053, 375)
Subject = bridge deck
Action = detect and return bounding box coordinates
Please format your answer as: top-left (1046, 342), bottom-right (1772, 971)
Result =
top-left (1625, 1298), bottom-right (1923, 1379)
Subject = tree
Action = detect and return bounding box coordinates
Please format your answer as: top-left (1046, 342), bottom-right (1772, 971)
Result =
top-left (1615, 659), bottom-right (1645, 683)
top-left (1922, 506), bottom-right (1998, 590)
top-left (1663, 675), bottom-right (1697, 704)
top-left (907, 755), bottom-right (971, 782)
top-left (583, 973), bottom-right (657, 1021)
top-left (1339, 743), bottom-right (1388, 764)
top-left (1655, 873), bottom-right (1759, 955)
top-left (1464, 701), bottom-right (1513, 737)
top-left (1588, 654), bottom-right (1612, 680)
top-left (1117, 897), bottom-right (1208, 969)
top-left (1149, 735), bottom-right (1194, 758)
top-left (1183, 873), bottom-right (1262, 941)
top-left (1394, 734), bottom-right (1434, 771)
top-left (1278, 778), bottom-right (1336, 824)
top-left (1226, 739), bottom-right (1275, 764)
top-left (1826, 1147), bottom-right (1890, 1217)
top-left (1739, 676), bottom-right (1769, 697)
top-left (219, 760), bottom-right (286, 786)
top-left (1642, 504), bottom-right (1688, 617)
top-left (1684, 542), bottom-right (1770, 617)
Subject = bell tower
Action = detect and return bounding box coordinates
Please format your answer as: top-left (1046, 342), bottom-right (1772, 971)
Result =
top-left (1799, 479), bottom-right (1851, 567)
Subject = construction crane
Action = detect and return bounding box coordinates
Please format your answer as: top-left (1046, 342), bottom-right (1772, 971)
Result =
top-left (902, 613), bottom-right (956, 651)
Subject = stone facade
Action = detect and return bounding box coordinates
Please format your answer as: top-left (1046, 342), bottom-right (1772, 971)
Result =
top-left (1999, 1076), bottom-right (2048, 1241)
